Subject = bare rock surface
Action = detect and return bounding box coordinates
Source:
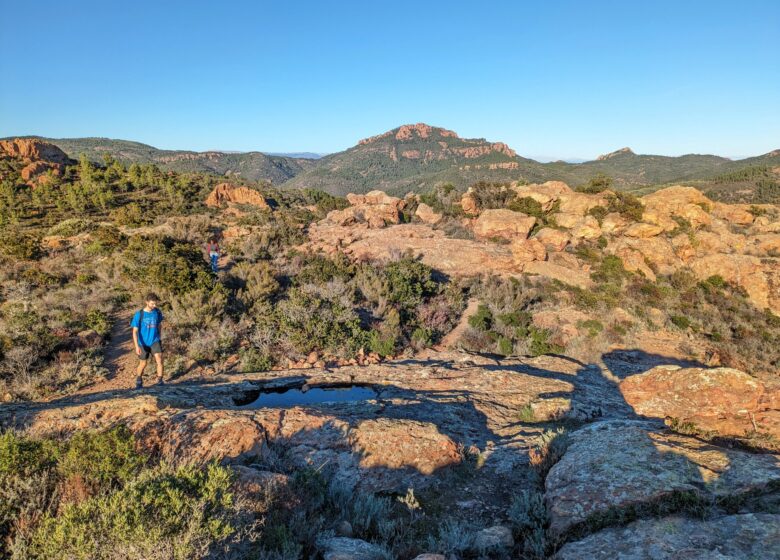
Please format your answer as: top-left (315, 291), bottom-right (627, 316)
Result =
top-left (620, 365), bottom-right (779, 438)
top-left (318, 536), bottom-right (388, 560)
top-left (554, 513), bottom-right (780, 560)
top-left (545, 420), bottom-right (780, 536)
top-left (205, 182), bottom-right (270, 209)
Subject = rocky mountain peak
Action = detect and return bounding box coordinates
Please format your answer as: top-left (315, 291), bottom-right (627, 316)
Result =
top-left (358, 123), bottom-right (459, 145)
top-left (597, 147), bottom-right (636, 160)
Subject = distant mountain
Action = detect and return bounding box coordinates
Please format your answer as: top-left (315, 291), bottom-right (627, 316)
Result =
top-left (8, 130), bottom-right (778, 202)
top-left (266, 152), bottom-right (325, 159)
top-left (17, 137), bottom-right (317, 184)
top-left (280, 124), bottom-right (779, 200)
top-left (280, 123), bottom-right (557, 196)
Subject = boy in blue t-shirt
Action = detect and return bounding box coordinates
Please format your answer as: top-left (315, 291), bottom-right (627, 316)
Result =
top-left (130, 292), bottom-right (164, 389)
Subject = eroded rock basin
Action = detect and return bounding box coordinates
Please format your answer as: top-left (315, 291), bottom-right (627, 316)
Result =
top-left (238, 384), bottom-right (378, 408)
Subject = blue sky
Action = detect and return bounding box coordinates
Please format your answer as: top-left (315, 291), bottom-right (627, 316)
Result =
top-left (1, 0), bottom-right (778, 160)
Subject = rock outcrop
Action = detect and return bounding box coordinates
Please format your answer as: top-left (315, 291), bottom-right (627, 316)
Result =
top-left (472, 209), bottom-right (536, 241)
top-left (0, 138), bottom-right (72, 186)
top-left (304, 183), bottom-right (780, 314)
top-left (205, 183), bottom-right (270, 209)
top-left (620, 365), bottom-right (779, 438)
top-left (545, 420), bottom-right (780, 536)
top-left (555, 513), bottom-right (780, 560)
top-left (324, 191), bottom-right (404, 229)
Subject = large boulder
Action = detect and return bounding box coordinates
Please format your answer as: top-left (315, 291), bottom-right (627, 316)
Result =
top-left (0, 138), bottom-right (71, 165)
top-left (318, 537), bottom-right (388, 560)
top-left (473, 209), bottom-right (536, 241)
top-left (689, 254), bottom-right (772, 311)
top-left (641, 186), bottom-right (713, 229)
top-left (620, 365), bottom-right (780, 436)
top-left (545, 421), bottom-right (780, 536)
top-left (205, 183), bottom-right (270, 209)
top-left (620, 365), bottom-right (779, 438)
top-left (415, 202), bottom-right (443, 224)
top-left (329, 190), bottom-right (403, 228)
top-left (554, 513), bottom-right (780, 560)
top-left (534, 227), bottom-right (570, 251)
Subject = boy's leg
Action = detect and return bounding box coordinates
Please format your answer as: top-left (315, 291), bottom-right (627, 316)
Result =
top-left (154, 352), bottom-right (164, 383)
top-left (135, 359), bottom-right (147, 388)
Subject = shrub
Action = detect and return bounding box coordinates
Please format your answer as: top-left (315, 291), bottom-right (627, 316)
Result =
top-left (606, 191), bottom-right (644, 221)
top-left (84, 309), bottom-right (111, 337)
top-left (468, 304), bottom-right (493, 331)
top-left (0, 228), bottom-right (42, 260)
top-left (577, 174), bottom-right (613, 194)
top-left (28, 462), bottom-right (240, 560)
top-left (58, 426), bottom-right (146, 494)
top-left (507, 196), bottom-right (544, 218)
top-left (528, 327), bottom-right (563, 356)
top-left (670, 314), bottom-right (692, 330)
top-left (47, 218), bottom-right (95, 237)
top-left (122, 236), bottom-right (214, 296)
top-left (577, 319), bottom-right (604, 338)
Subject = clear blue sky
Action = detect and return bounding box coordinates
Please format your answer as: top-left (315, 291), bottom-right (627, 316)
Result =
top-left (1, 0), bottom-right (778, 160)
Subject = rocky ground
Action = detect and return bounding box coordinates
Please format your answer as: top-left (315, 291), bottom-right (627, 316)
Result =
top-left (2, 349), bottom-right (778, 558)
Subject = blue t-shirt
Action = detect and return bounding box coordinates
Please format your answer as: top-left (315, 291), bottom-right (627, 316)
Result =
top-left (130, 309), bottom-right (163, 346)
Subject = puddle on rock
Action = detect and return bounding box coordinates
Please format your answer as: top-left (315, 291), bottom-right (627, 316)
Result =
top-left (239, 385), bottom-right (378, 408)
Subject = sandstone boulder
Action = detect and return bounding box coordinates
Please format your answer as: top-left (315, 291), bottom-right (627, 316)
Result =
top-left (620, 365), bottom-right (778, 438)
top-left (545, 421), bottom-right (780, 536)
top-left (712, 202), bottom-right (754, 225)
top-left (554, 513), bottom-right (780, 560)
top-left (510, 238), bottom-right (547, 266)
top-left (460, 189), bottom-right (479, 215)
top-left (689, 254), bottom-right (771, 311)
top-left (571, 215), bottom-right (602, 240)
top-left (205, 183), bottom-right (270, 209)
top-left (415, 202), bottom-right (443, 224)
top-left (624, 222), bottom-right (664, 238)
top-left (472, 209), bottom-right (536, 241)
top-left (600, 212), bottom-right (627, 234)
top-left (0, 138), bottom-right (71, 165)
top-left (330, 190), bottom-right (403, 228)
top-left (534, 227), bottom-right (570, 251)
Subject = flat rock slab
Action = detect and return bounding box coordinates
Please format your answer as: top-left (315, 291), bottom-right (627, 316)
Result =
top-left (545, 420), bottom-right (780, 535)
top-left (553, 513), bottom-right (780, 560)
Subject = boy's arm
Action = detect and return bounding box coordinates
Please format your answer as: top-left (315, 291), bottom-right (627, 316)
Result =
top-left (132, 327), bottom-right (141, 355)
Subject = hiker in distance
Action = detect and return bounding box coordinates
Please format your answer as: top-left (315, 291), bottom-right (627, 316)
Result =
top-left (206, 236), bottom-right (220, 273)
top-left (131, 293), bottom-right (164, 389)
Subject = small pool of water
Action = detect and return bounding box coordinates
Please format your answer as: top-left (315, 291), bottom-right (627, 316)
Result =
top-left (240, 385), bottom-right (378, 408)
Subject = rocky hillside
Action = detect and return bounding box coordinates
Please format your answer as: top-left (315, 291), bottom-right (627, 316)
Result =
top-left (281, 123), bottom-right (551, 196)
top-left (1, 139), bottom-right (779, 559)
top-left (283, 123), bottom-right (780, 200)
top-left (17, 136), bottom-right (317, 184)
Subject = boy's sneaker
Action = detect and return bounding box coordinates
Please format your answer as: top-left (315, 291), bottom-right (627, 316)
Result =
top-left (156, 376), bottom-right (165, 386)
top-left (134, 377), bottom-right (143, 390)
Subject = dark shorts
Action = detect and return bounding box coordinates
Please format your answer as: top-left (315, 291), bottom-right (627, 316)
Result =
top-left (138, 341), bottom-right (163, 360)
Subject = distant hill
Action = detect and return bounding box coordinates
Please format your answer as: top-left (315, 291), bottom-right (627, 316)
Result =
top-left (279, 124), bottom-right (779, 200)
top-left (15, 137), bottom-right (317, 184)
top-left (8, 130), bottom-right (778, 202)
top-left (280, 123), bottom-right (556, 196)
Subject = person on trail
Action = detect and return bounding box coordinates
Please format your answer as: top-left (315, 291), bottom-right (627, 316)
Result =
top-left (206, 237), bottom-right (220, 273)
top-left (131, 293), bottom-right (164, 389)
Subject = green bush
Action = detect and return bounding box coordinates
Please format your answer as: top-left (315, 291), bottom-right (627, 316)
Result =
top-left (122, 236), bottom-right (214, 295)
top-left (47, 218), bottom-right (95, 237)
top-left (670, 315), bottom-right (692, 330)
top-left (468, 304), bottom-right (493, 331)
top-left (84, 309), bottom-right (111, 336)
top-left (607, 191), bottom-right (644, 221)
top-left (58, 426), bottom-right (146, 492)
top-left (577, 174), bottom-right (613, 194)
top-left (507, 196), bottom-right (544, 218)
top-left (528, 327), bottom-right (563, 356)
top-left (0, 228), bottom-right (42, 260)
top-left (29, 462), bottom-right (238, 560)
